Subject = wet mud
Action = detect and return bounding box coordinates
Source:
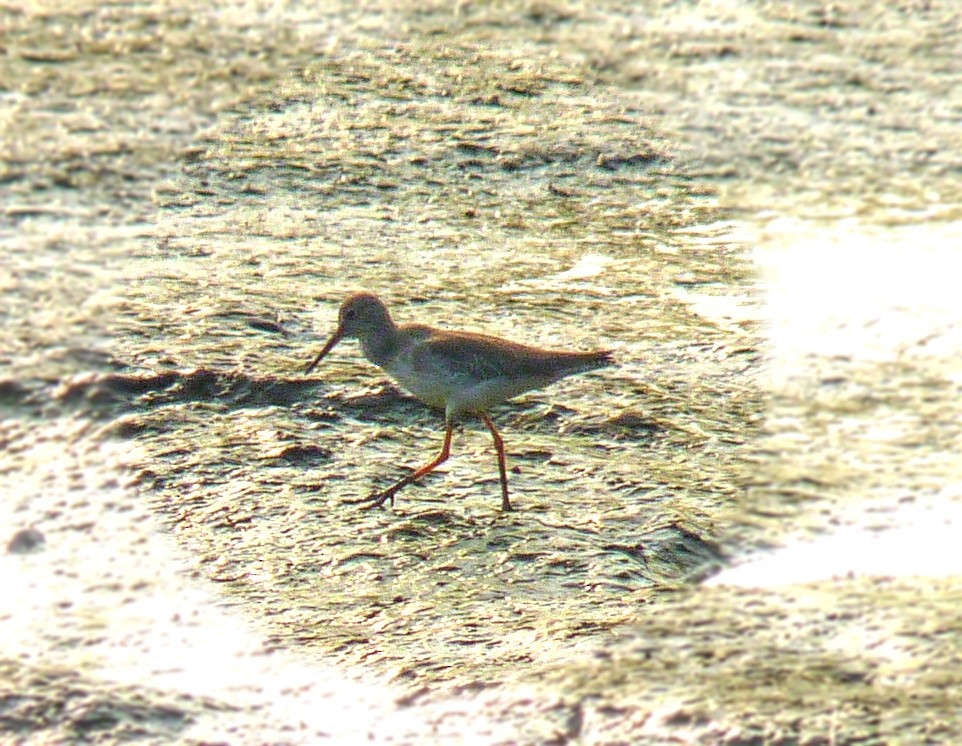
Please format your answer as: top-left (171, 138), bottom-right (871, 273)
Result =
top-left (3, 1), bottom-right (961, 744)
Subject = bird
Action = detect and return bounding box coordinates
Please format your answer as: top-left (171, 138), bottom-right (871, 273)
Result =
top-left (304, 292), bottom-right (613, 511)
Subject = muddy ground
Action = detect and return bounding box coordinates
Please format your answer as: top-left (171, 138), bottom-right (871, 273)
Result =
top-left (2, 1), bottom-right (961, 744)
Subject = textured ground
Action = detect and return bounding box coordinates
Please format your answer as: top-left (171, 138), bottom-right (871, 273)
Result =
top-left (2, 1), bottom-right (961, 744)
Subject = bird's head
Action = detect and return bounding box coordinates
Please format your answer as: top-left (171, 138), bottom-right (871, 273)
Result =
top-left (304, 292), bottom-right (394, 375)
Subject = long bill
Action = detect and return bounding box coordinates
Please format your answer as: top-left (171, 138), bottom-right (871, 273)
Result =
top-left (304, 327), bottom-right (345, 375)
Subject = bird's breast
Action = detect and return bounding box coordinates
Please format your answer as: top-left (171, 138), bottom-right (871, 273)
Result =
top-left (381, 353), bottom-right (453, 410)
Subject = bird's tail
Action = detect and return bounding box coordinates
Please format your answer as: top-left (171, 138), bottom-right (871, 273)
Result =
top-left (556, 349), bottom-right (615, 376)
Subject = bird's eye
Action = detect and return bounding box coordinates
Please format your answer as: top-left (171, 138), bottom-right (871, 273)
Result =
top-left (344, 308), bottom-right (357, 321)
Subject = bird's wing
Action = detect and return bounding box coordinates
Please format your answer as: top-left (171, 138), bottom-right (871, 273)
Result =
top-left (414, 329), bottom-right (569, 384)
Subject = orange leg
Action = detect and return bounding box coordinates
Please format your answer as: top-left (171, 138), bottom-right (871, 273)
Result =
top-left (367, 422), bottom-right (454, 508)
top-left (480, 412), bottom-right (512, 512)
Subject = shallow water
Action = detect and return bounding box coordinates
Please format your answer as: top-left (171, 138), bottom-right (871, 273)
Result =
top-left (3, 1), bottom-right (961, 743)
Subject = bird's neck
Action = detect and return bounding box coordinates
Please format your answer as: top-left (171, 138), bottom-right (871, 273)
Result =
top-left (359, 325), bottom-right (400, 369)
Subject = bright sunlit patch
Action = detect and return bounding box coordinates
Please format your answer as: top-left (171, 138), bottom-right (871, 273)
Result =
top-left (755, 218), bottom-right (962, 384)
top-left (709, 490), bottom-right (962, 588)
top-left (0, 427), bottom-right (420, 744)
top-left (670, 287), bottom-right (759, 334)
top-left (550, 253), bottom-right (613, 281)
top-left (502, 253), bottom-right (616, 295)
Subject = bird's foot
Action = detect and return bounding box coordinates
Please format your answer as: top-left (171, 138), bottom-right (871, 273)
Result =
top-left (341, 490), bottom-right (393, 508)
top-left (361, 487), bottom-right (397, 510)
